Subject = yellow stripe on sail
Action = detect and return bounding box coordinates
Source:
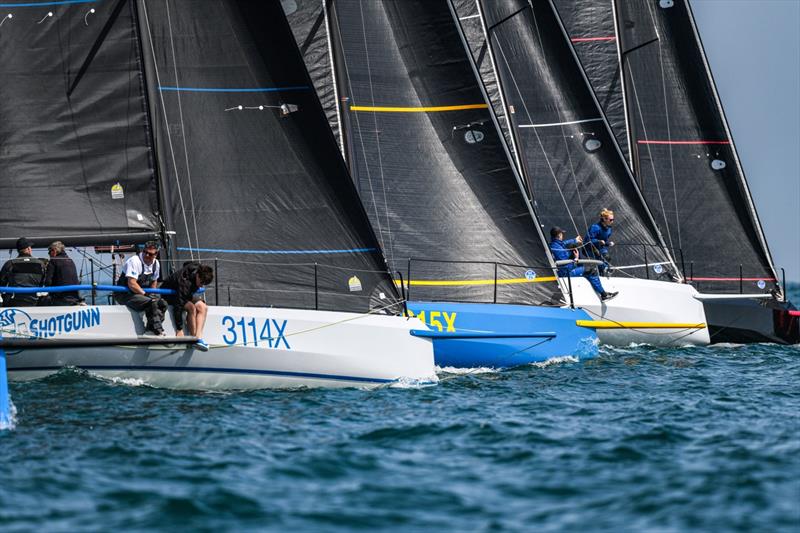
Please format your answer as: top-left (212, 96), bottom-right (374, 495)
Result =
top-left (394, 276), bottom-right (557, 287)
top-left (576, 320), bottom-right (707, 330)
top-left (350, 103), bottom-right (489, 113)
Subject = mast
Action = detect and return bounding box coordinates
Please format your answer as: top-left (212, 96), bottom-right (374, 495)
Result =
top-left (472, 0), bottom-right (677, 279)
top-left (683, 0), bottom-right (780, 293)
top-left (327, 0), bottom-right (562, 306)
top-left (447, 0), bottom-right (555, 267)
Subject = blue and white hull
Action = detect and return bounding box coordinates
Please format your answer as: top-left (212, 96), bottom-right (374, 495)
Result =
top-left (1, 305), bottom-right (437, 390)
top-left (406, 301), bottom-right (598, 368)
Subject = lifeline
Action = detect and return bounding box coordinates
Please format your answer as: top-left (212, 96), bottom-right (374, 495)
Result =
top-left (31, 308), bottom-right (101, 338)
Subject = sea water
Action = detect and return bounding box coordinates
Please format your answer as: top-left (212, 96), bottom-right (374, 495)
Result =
top-left (1, 287), bottom-right (798, 532)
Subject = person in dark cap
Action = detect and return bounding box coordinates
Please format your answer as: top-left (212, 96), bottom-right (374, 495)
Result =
top-left (0, 237), bottom-right (47, 307)
top-left (549, 227), bottom-right (617, 301)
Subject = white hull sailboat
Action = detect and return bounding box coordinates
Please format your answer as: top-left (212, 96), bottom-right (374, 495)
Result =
top-left (563, 277), bottom-right (709, 346)
top-left (2, 305), bottom-right (436, 390)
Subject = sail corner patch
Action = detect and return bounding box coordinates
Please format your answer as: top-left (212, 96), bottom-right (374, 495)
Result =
top-left (348, 276), bottom-right (363, 292)
top-left (111, 182), bottom-right (124, 200)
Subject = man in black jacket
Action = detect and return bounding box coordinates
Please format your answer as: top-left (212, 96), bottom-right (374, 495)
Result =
top-left (161, 262), bottom-right (214, 351)
top-left (0, 237), bottom-right (46, 307)
top-left (42, 241), bottom-right (81, 306)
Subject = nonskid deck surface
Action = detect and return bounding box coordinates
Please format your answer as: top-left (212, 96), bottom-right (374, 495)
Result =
top-left (0, 305), bottom-right (436, 390)
top-left (563, 277), bottom-right (711, 346)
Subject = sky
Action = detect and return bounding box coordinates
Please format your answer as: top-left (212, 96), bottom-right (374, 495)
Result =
top-left (691, 0), bottom-right (800, 283)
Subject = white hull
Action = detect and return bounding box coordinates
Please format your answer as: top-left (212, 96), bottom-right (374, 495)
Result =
top-left (1, 305), bottom-right (436, 390)
top-left (560, 277), bottom-right (710, 346)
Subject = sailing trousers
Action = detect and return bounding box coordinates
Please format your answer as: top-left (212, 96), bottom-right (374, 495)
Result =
top-left (115, 293), bottom-right (167, 334)
top-left (569, 266), bottom-right (606, 296)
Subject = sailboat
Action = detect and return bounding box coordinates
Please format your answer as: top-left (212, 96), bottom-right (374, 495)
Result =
top-left (0, 0), bottom-right (437, 389)
top-left (453, 0), bottom-right (709, 346)
top-left (555, 0), bottom-right (798, 344)
top-left (287, 0), bottom-right (599, 367)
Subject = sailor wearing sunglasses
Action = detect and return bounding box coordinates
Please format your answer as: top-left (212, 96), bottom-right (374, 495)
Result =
top-left (115, 241), bottom-right (167, 336)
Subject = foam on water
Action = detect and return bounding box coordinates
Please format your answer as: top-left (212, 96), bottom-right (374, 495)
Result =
top-left (529, 355), bottom-right (579, 368)
top-left (436, 365), bottom-right (499, 375)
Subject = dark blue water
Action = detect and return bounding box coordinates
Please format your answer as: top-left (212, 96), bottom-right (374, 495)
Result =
top-left (2, 288), bottom-right (798, 532)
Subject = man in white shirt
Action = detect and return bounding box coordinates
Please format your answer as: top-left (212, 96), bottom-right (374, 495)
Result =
top-left (114, 241), bottom-right (167, 335)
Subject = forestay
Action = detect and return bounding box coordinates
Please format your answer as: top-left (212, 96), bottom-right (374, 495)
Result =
top-left (615, 0), bottom-right (778, 294)
top-left (0, 0), bottom-right (159, 246)
top-left (462, 0), bottom-right (676, 278)
top-left (326, 0), bottom-right (561, 306)
top-left (137, 0), bottom-right (400, 311)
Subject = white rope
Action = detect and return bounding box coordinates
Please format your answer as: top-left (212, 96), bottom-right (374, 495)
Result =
top-left (140, 1), bottom-right (195, 260)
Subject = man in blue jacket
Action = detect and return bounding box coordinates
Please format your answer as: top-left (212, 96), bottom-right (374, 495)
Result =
top-left (584, 208), bottom-right (616, 275)
top-left (550, 227), bottom-right (617, 301)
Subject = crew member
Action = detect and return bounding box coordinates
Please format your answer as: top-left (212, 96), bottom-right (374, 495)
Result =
top-left (550, 227), bottom-right (617, 301)
top-left (0, 237), bottom-right (46, 307)
top-left (42, 241), bottom-right (81, 306)
top-left (584, 208), bottom-right (616, 275)
top-left (114, 241), bottom-right (167, 336)
top-left (161, 262), bottom-right (214, 351)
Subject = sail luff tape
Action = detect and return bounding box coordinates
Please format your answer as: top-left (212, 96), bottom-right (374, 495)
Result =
top-left (350, 104), bottom-right (488, 113)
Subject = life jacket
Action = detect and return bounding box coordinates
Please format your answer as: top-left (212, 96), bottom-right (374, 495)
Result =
top-left (116, 255), bottom-right (159, 289)
top-left (2, 256), bottom-right (45, 306)
top-left (6, 256), bottom-right (46, 287)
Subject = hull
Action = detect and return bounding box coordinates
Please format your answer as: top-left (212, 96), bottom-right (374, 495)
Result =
top-left (564, 277), bottom-right (711, 346)
top-left (1, 305), bottom-right (436, 390)
top-left (703, 297), bottom-right (800, 345)
top-left (406, 301), bottom-right (598, 368)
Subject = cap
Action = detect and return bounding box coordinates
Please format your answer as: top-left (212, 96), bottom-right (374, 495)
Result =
top-left (550, 227), bottom-right (566, 239)
top-left (15, 237), bottom-right (32, 251)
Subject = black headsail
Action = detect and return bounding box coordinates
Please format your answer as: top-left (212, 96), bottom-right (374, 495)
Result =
top-left (328, 0), bottom-right (561, 305)
top-left (616, 0), bottom-right (779, 294)
top-left (553, 0), bottom-right (631, 164)
top-left (472, 0), bottom-right (676, 279)
top-left (0, 0), bottom-right (160, 248)
top-left (136, 0), bottom-right (399, 311)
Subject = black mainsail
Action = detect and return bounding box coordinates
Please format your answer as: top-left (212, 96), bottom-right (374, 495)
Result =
top-left (0, 0), bottom-right (160, 247)
top-left (471, 0), bottom-right (676, 279)
top-left (133, 0), bottom-right (399, 312)
top-left (615, 0), bottom-right (779, 294)
top-left (327, 0), bottom-right (561, 305)
top-left (553, 0), bottom-right (630, 164)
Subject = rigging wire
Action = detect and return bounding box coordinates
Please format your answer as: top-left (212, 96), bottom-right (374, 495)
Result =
top-left (645, 1), bottom-right (683, 251)
top-left (139, 0), bottom-right (195, 261)
top-left (330, 2), bottom-right (390, 267)
top-left (164, 0), bottom-right (201, 260)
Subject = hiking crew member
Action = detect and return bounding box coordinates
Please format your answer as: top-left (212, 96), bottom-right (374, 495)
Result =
top-left (161, 262), bottom-right (213, 351)
top-left (114, 241), bottom-right (167, 336)
top-left (584, 208), bottom-right (616, 275)
top-left (0, 237), bottom-right (46, 307)
top-left (550, 227), bottom-right (617, 302)
top-left (42, 241), bottom-right (81, 306)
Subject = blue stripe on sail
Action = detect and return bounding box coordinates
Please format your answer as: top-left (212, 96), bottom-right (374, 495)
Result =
top-left (0, 0), bottom-right (96, 6)
top-left (10, 365), bottom-right (395, 384)
top-left (177, 246), bottom-right (377, 255)
top-left (158, 86), bottom-right (309, 93)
